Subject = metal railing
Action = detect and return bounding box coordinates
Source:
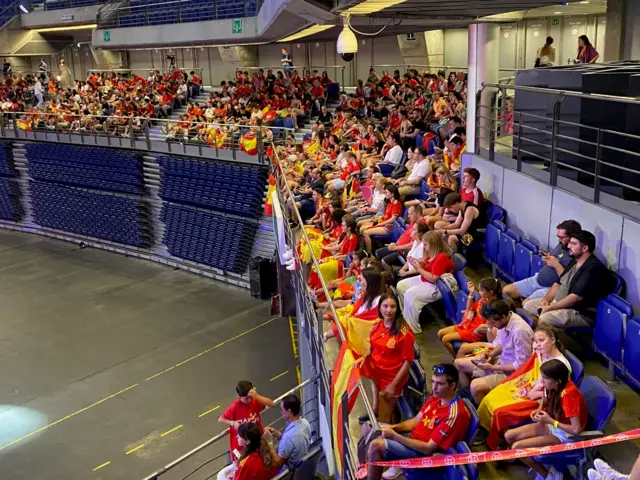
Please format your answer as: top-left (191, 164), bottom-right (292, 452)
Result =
top-left (97, 0), bottom-right (259, 29)
top-left (0, 111), bottom-right (293, 159)
top-left (272, 145), bottom-right (380, 479)
top-left (476, 81), bottom-right (640, 219)
top-left (234, 65), bottom-right (346, 91)
top-left (27, 0), bottom-right (108, 11)
top-left (142, 377), bottom-right (320, 480)
top-left (370, 63), bottom-right (517, 74)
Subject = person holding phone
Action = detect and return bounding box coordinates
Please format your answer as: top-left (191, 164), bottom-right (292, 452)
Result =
top-left (503, 220), bottom-right (581, 301)
top-left (505, 359), bottom-right (587, 480)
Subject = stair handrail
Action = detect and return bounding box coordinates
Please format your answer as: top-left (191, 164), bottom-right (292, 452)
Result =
top-left (0, 1), bottom-right (18, 22)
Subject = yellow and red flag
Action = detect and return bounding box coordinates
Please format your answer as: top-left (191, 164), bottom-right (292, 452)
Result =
top-left (240, 134), bottom-right (258, 155)
top-left (17, 119), bottom-right (32, 131)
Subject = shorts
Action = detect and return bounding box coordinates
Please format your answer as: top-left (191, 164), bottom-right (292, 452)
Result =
top-left (471, 371), bottom-right (507, 389)
top-left (549, 425), bottom-right (571, 444)
top-left (512, 274), bottom-right (550, 299)
top-left (454, 326), bottom-right (482, 343)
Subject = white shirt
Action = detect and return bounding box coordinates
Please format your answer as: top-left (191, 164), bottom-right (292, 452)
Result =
top-left (178, 84), bottom-right (188, 95)
top-left (406, 240), bottom-right (424, 272)
top-left (34, 81), bottom-right (43, 95)
top-left (407, 158), bottom-right (430, 183)
top-left (356, 295), bottom-right (382, 315)
top-left (370, 190), bottom-right (385, 210)
top-left (384, 145), bottom-right (403, 165)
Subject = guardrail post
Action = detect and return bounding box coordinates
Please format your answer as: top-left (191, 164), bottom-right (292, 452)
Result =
top-left (549, 100), bottom-right (562, 186)
top-left (474, 88), bottom-right (482, 154)
top-left (214, 0), bottom-right (217, 18)
top-left (516, 111), bottom-right (523, 172)
top-left (0, 113), bottom-right (4, 136)
top-left (594, 129), bottom-right (603, 204)
top-left (11, 113), bottom-right (18, 137)
top-left (341, 66), bottom-right (345, 92)
top-left (128, 117), bottom-right (135, 147)
top-left (257, 127), bottom-right (263, 162)
top-left (488, 90), bottom-right (498, 161)
top-left (144, 119), bottom-right (151, 149)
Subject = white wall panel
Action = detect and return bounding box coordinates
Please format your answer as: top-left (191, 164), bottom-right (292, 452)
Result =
top-left (443, 29), bottom-right (469, 69)
top-left (619, 218), bottom-right (640, 308)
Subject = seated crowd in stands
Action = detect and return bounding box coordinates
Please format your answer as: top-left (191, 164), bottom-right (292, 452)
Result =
top-left (274, 66), bottom-right (627, 480)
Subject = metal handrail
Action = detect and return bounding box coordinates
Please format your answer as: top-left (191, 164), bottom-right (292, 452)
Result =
top-left (141, 376), bottom-right (318, 480)
top-left (370, 64), bottom-right (517, 72)
top-left (272, 144), bottom-right (380, 478)
top-left (235, 65), bottom-right (347, 90)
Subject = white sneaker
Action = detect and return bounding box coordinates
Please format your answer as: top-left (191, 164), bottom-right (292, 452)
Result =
top-left (588, 468), bottom-right (606, 480)
top-left (594, 459), bottom-right (629, 480)
top-left (382, 467), bottom-right (402, 479)
top-left (546, 466), bottom-right (564, 480)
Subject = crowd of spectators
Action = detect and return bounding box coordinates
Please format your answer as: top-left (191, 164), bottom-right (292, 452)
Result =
top-left (274, 66), bottom-right (629, 480)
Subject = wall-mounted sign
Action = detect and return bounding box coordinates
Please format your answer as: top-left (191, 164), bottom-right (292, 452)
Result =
top-left (61, 14), bottom-right (73, 22)
top-left (232, 18), bottom-right (242, 34)
top-left (406, 33), bottom-right (416, 41)
top-left (103, 30), bottom-right (111, 42)
top-left (552, 17), bottom-right (559, 25)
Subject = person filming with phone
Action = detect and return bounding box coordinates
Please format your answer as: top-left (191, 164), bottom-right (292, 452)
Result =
top-left (503, 220), bottom-right (581, 302)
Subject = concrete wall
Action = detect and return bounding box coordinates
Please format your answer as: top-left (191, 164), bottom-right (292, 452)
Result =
top-left (443, 29), bottom-right (468, 69)
top-left (462, 152), bottom-right (640, 308)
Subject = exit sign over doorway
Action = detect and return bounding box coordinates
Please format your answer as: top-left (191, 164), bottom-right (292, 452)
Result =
top-left (552, 17), bottom-right (560, 25)
top-left (232, 18), bottom-right (242, 34)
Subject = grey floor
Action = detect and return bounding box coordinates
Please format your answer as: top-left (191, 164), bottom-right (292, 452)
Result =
top-left (0, 231), bottom-right (297, 480)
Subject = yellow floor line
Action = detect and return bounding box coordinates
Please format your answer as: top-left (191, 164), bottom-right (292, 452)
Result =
top-left (125, 444), bottom-right (145, 455)
top-left (92, 461), bottom-right (111, 471)
top-left (288, 316), bottom-right (298, 359)
top-left (0, 383), bottom-right (139, 452)
top-left (160, 425), bottom-right (183, 437)
top-left (198, 405), bottom-right (220, 418)
top-left (270, 370), bottom-right (289, 382)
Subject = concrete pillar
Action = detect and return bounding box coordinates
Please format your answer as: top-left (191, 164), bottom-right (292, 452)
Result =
top-left (424, 30), bottom-right (444, 72)
top-left (623, 0), bottom-right (640, 60)
top-left (605, 0), bottom-right (626, 61)
top-left (466, 23), bottom-right (500, 153)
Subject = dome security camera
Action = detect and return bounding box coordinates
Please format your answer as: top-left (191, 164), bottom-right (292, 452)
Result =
top-left (337, 21), bottom-right (357, 62)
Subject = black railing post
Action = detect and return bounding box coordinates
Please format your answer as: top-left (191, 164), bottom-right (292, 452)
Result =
top-left (488, 90), bottom-right (498, 161)
top-left (516, 111), bottom-right (523, 172)
top-left (549, 100), bottom-right (562, 186)
top-left (474, 88), bottom-right (482, 154)
top-left (178, 0), bottom-right (182, 22)
top-left (594, 128), bottom-right (603, 204)
top-left (144, 118), bottom-right (151, 149)
top-left (12, 113), bottom-right (18, 136)
top-left (214, 0), bottom-right (217, 18)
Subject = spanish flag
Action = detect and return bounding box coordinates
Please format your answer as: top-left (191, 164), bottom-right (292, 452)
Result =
top-left (240, 134), bottom-right (258, 155)
top-left (303, 138), bottom-right (319, 154)
top-left (264, 174), bottom-right (276, 216)
top-left (215, 130), bottom-right (227, 148)
top-left (331, 343), bottom-right (360, 476)
top-left (17, 119), bottom-right (32, 131)
top-left (479, 353), bottom-right (541, 450)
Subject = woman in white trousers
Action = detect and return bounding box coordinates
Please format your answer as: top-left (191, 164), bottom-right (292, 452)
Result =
top-left (397, 230), bottom-right (454, 333)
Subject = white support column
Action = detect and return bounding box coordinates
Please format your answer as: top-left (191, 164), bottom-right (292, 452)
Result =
top-left (466, 23), bottom-right (500, 153)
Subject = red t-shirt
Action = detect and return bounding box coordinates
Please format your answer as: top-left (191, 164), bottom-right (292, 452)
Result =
top-left (340, 233), bottom-right (358, 255)
top-left (410, 395), bottom-right (470, 450)
top-left (233, 451), bottom-right (277, 480)
top-left (311, 86), bottom-right (324, 97)
top-left (220, 399), bottom-right (266, 456)
top-left (396, 221), bottom-right (416, 247)
top-left (460, 187), bottom-right (484, 206)
top-left (382, 200), bottom-right (403, 222)
top-left (458, 298), bottom-right (488, 331)
top-left (365, 321), bottom-right (415, 393)
top-left (340, 161), bottom-right (361, 181)
top-left (553, 381), bottom-right (588, 429)
top-left (419, 252), bottom-right (454, 283)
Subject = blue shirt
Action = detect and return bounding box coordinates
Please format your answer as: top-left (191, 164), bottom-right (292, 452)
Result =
top-left (278, 418), bottom-right (311, 469)
top-left (536, 243), bottom-right (571, 287)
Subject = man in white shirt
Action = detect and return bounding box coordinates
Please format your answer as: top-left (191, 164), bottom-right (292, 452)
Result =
top-left (34, 78), bottom-right (44, 108)
top-left (383, 133), bottom-right (404, 165)
top-left (397, 146), bottom-right (430, 196)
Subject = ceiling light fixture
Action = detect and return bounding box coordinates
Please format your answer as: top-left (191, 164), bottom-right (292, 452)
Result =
top-left (32, 24), bottom-right (97, 33)
top-left (278, 25), bottom-right (335, 42)
top-left (554, 11), bottom-right (562, 14)
top-left (579, 0), bottom-right (590, 3)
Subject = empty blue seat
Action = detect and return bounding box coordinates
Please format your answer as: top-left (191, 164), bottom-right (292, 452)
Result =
top-left (565, 349), bottom-right (584, 386)
top-left (623, 318), bottom-right (640, 388)
top-left (453, 253), bottom-right (466, 273)
top-left (594, 294), bottom-right (634, 380)
top-left (497, 228), bottom-right (521, 282)
top-left (513, 239), bottom-right (538, 281)
top-left (484, 220), bottom-right (505, 267)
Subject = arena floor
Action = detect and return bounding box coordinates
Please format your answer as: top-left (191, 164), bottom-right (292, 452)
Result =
top-left (0, 231), bottom-right (298, 479)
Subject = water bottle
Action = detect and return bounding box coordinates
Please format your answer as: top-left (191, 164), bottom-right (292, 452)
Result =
top-left (568, 57), bottom-right (572, 65)
top-left (352, 280), bottom-right (362, 302)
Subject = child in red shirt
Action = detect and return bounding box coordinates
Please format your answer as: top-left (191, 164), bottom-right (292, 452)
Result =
top-left (437, 278), bottom-right (502, 357)
top-left (232, 423), bottom-right (277, 480)
top-left (218, 381), bottom-right (275, 460)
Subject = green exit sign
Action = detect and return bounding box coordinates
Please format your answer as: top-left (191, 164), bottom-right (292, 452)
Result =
top-left (552, 17), bottom-right (559, 25)
top-left (232, 18), bottom-right (242, 34)
top-left (103, 30), bottom-right (111, 42)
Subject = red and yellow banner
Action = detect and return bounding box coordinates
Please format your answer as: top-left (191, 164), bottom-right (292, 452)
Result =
top-left (240, 134), bottom-right (258, 155)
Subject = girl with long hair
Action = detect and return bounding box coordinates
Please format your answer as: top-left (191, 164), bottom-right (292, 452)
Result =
top-left (396, 230), bottom-right (454, 333)
top-left (576, 35), bottom-right (599, 64)
top-left (355, 294), bottom-right (415, 423)
top-left (232, 423), bottom-right (277, 480)
top-left (437, 277), bottom-right (502, 357)
top-left (361, 184), bottom-right (403, 253)
top-left (504, 360), bottom-right (587, 480)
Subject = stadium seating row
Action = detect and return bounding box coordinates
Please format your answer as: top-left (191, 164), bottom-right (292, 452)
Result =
top-left (25, 144), bottom-right (143, 195)
top-left (161, 203), bottom-right (257, 273)
top-left (30, 181), bottom-right (150, 247)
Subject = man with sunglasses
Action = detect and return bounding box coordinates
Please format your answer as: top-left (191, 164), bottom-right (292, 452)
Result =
top-left (365, 363), bottom-right (470, 480)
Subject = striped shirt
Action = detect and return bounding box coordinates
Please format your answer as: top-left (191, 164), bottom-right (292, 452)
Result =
top-left (410, 395), bottom-right (470, 450)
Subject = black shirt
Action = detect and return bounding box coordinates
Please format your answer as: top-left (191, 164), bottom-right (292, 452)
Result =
top-left (560, 254), bottom-right (615, 320)
top-left (318, 111), bottom-right (333, 125)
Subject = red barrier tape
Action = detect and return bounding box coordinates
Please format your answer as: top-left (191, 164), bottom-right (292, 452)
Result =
top-left (355, 428), bottom-right (640, 478)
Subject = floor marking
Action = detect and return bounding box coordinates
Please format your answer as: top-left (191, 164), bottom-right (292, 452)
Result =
top-left (288, 316), bottom-right (298, 359)
top-left (296, 365), bottom-right (302, 384)
top-left (144, 317), bottom-right (277, 383)
top-left (160, 425), bottom-right (183, 437)
top-left (0, 383), bottom-right (139, 452)
top-left (198, 405), bottom-right (220, 418)
top-left (125, 444), bottom-right (144, 455)
top-left (270, 371), bottom-right (289, 382)
top-left (92, 461), bottom-right (111, 471)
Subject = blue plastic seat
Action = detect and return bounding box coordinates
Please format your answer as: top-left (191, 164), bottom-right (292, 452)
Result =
top-left (531, 253), bottom-right (544, 275)
top-left (453, 253), bottom-right (466, 273)
top-left (496, 229), bottom-right (521, 282)
top-left (565, 349), bottom-right (584, 386)
top-left (484, 220), bottom-right (505, 267)
top-left (593, 294), bottom-right (634, 380)
top-left (513, 239), bottom-right (538, 282)
top-left (531, 376), bottom-right (616, 477)
top-left (377, 162), bottom-right (395, 177)
top-left (485, 201), bottom-right (506, 224)
top-left (623, 318), bottom-right (640, 389)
